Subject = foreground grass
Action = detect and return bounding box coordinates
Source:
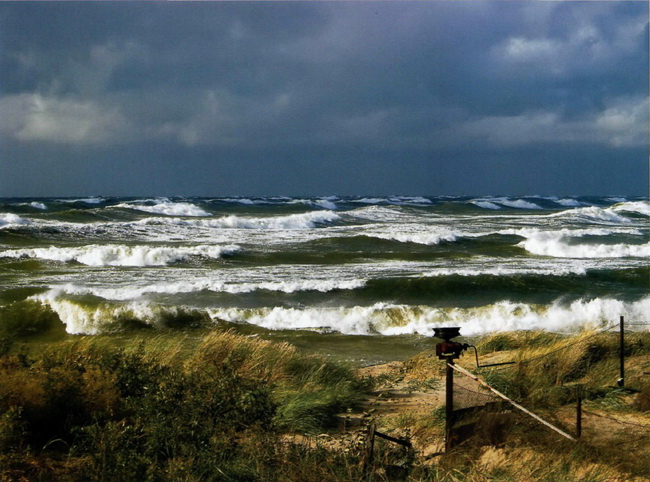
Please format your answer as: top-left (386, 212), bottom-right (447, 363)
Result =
top-left (1, 327), bottom-right (649, 480)
top-left (0, 330), bottom-right (371, 481)
top-left (381, 329), bottom-right (650, 480)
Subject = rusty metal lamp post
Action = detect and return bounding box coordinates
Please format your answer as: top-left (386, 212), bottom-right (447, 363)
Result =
top-left (434, 327), bottom-right (470, 453)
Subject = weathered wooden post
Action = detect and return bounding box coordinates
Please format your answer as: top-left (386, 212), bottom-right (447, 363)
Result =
top-left (618, 316), bottom-right (625, 388)
top-left (445, 359), bottom-right (454, 452)
top-left (576, 386), bottom-right (582, 439)
top-left (433, 327), bottom-right (469, 453)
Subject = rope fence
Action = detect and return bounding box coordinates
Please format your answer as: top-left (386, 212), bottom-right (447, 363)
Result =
top-left (433, 317), bottom-right (650, 452)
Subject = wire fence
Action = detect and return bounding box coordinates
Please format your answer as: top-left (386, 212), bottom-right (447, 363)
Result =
top-left (443, 317), bottom-right (650, 450)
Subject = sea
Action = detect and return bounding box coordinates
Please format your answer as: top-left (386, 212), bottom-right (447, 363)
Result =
top-left (1, 195), bottom-right (648, 359)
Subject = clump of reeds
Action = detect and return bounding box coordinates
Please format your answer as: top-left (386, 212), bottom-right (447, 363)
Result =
top-left (476, 330), bottom-right (650, 406)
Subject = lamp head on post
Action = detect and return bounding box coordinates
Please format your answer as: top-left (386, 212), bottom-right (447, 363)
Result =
top-left (433, 327), bottom-right (469, 360)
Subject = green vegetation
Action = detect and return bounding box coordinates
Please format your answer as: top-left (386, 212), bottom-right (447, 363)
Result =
top-left (475, 330), bottom-right (650, 406)
top-left (1, 327), bottom-right (649, 480)
top-left (0, 330), bottom-right (371, 481)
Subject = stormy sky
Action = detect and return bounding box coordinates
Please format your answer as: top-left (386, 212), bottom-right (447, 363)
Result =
top-left (0, 1), bottom-right (648, 197)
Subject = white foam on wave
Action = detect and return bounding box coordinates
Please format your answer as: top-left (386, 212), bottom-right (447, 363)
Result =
top-left (423, 265), bottom-right (588, 277)
top-left (0, 244), bottom-right (240, 266)
top-left (138, 210), bottom-right (340, 230)
top-left (60, 197), bottom-right (105, 204)
top-left (0, 213), bottom-right (31, 227)
top-left (289, 198), bottom-right (338, 210)
top-left (611, 201), bottom-right (650, 217)
top-left (502, 227), bottom-right (644, 238)
top-left (18, 202), bottom-right (48, 210)
top-left (499, 198), bottom-right (542, 209)
top-left (45, 278), bottom-right (367, 301)
top-left (472, 198), bottom-right (541, 210)
top-left (351, 197), bottom-right (387, 204)
top-left (347, 206), bottom-right (413, 222)
top-left (555, 198), bottom-right (582, 207)
top-left (389, 196), bottom-right (432, 205)
top-left (30, 290), bottom-right (650, 336)
top-left (368, 227), bottom-right (459, 245)
top-left (552, 206), bottom-right (632, 224)
top-left (221, 198), bottom-right (256, 205)
top-left (32, 294), bottom-right (192, 334)
top-left (351, 196), bottom-right (431, 206)
top-left (517, 231), bottom-right (650, 258)
top-left (117, 200), bottom-right (211, 217)
top-left (208, 297), bottom-right (650, 336)
top-left (471, 200), bottom-right (502, 210)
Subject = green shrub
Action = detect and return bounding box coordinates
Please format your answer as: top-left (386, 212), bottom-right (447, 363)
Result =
top-left (0, 300), bottom-right (62, 338)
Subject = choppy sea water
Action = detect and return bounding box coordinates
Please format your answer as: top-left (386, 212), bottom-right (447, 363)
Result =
top-left (1, 195), bottom-right (648, 341)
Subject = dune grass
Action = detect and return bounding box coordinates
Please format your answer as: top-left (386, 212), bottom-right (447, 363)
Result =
top-left (1, 326), bottom-right (649, 480)
top-left (0, 329), bottom-right (371, 481)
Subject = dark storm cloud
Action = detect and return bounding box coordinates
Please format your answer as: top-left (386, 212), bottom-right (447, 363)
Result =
top-left (0, 1), bottom-right (647, 196)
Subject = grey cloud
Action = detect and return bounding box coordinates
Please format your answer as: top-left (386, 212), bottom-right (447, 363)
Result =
top-left (0, 1), bottom-right (647, 196)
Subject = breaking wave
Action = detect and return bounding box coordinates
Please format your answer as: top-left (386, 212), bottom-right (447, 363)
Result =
top-left (471, 200), bottom-right (501, 210)
top-left (138, 210), bottom-right (340, 230)
top-left (116, 200), bottom-right (211, 217)
top-left (31, 295), bottom-right (208, 334)
top-left (0, 244), bottom-right (240, 266)
top-left (0, 213), bottom-right (31, 228)
top-left (611, 201), bottom-right (650, 217)
top-left (472, 198), bottom-right (542, 210)
top-left (208, 297), bottom-right (650, 336)
top-left (59, 197), bottom-right (105, 205)
top-left (552, 206), bottom-right (632, 224)
top-left (555, 198), bottom-right (583, 207)
top-left (44, 278), bottom-right (367, 301)
top-left (367, 228), bottom-right (460, 245)
top-left (518, 231), bottom-right (650, 258)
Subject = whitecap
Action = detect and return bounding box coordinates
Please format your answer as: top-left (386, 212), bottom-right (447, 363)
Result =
top-left (32, 294), bottom-right (198, 334)
top-left (611, 201), bottom-right (650, 217)
top-left (352, 197), bottom-right (387, 204)
top-left (0, 244), bottom-right (240, 266)
top-left (221, 198), bottom-right (256, 205)
top-left (19, 202), bottom-right (48, 210)
top-left (555, 198), bottom-right (582, 207)
top-left (552, 206), bottom-right (632, 224)
top-left (61, 197), bottom-right (105, 204)
top-left (517, 231), bottom-right (650, 258)
top-left (0, 213), bottom-right (31, 227)
top-left (471, 200), bottom-right (502, 210)
top-left (47, 278), bottom-right (366, 301)
top-left (207, 297), bottom-right (650, 336)
top-left (388, 196), bottom-right (433, 205)
top-left (289, 198), bottom-right (338, 210)
top-left (117, 201), bottom-right (211, 217)
top-left (367, 227), bottom-right (460, 245)
top-left (138, 210), bottom-right (340, 230)
top-left (498, 198), bottom-right (542, 209)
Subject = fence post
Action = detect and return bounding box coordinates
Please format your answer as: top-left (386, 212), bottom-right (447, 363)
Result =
top-left (445, 360), bottom-right (454, 452)
top-left (618, 316), bottom-right (625, 387)
top-left (363, 420), bottom-right (376, 478)
top-left (576, 386), bottom-right (582, 439)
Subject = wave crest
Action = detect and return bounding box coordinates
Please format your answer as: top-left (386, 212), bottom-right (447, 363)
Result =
top-left (117, 200), bottom-right (211, 217)
top-left (0, 244), bottom-right (240, 266)
top-left (208, 297), bottom-right (650, 336)
top-left (139, 210), bottom-right (340, 230)
top-left (517, 231), bottom-right (650, 258)
top-left (0, 213), bottom-right (31, 227)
